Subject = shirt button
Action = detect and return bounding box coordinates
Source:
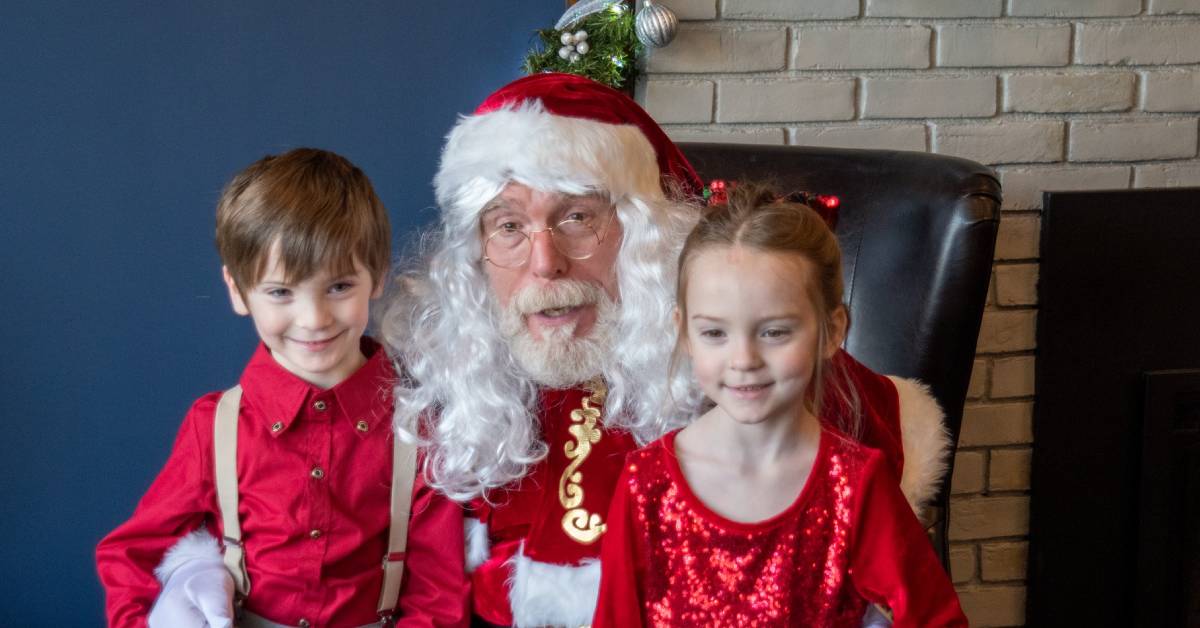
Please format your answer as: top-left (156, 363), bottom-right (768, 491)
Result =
top-left (310, 467), bottom-right (325, 480)
top-left (271, 421), bottom-right (283, 433)
top-left (309, 529), bottom-right (322, 539)
top-left (313, 400), bottom-right (327, 411)
top-left (298, 620), bottom-right (311, 628)
top-left (355, 420), bottom-right (369, 432)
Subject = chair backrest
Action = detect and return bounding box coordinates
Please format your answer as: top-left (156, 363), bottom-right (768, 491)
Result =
top-left (679, 142), bottom-right (1001, 515)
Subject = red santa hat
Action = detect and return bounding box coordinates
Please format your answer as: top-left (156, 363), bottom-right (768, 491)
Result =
top-left (434, 73), bottom-right (702, 225)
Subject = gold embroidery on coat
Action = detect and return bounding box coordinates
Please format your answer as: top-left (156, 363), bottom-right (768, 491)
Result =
top-left (559, 381), bottom-right (607, 544)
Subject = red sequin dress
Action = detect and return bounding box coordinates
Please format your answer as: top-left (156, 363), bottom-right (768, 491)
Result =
top-left (593, 429), bottom-right (967, 628)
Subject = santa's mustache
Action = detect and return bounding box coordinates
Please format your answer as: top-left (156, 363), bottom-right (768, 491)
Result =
top-left (510, 280), bottom-right (605, 316)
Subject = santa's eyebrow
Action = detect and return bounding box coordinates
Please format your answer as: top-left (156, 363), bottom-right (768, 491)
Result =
top-left (479, 198), bottom-right (512, 217)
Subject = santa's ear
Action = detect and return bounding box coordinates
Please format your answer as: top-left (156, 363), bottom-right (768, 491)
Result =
top-left (222, 266), bottom-right (251, 317)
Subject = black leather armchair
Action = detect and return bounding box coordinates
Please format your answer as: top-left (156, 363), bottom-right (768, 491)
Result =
top-left (679, 143), bottom-right (1002, 570)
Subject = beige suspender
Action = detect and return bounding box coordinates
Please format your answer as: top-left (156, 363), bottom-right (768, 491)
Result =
top-left (214, 385), bottom-right (251, 598)
top-left (379, 432), bottom-right (417, 617)
top-left (213, 385), bottom-right (417, 622)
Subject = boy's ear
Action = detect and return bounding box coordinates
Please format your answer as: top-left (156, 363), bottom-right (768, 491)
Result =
top-left (222, 266), bottom-right (251, 317)
top-left (824, 305), bottom-right (849, 359)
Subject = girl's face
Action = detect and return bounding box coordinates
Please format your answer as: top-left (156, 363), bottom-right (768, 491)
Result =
top-left (682, 245), bottom-right (844, 427)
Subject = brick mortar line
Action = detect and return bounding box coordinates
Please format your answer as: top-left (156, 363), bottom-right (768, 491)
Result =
top-left (646, 64), bottom-right (1200, 81)
top-left (681, 15), bottom-right (1200, 26)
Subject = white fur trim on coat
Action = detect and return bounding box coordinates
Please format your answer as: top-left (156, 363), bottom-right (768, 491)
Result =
top-left (886, 376), bottom-right (952, 519)
top-left (434, 100), bottom-right (665, 226)
top-left (464, 518), bottom-right (490, 574)
top-left (507, 544), bottom-right (601, 628)
top-left (154, 528), bottom-right (224, 583)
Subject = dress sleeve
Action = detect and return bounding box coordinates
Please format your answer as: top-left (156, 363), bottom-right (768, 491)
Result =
top-left (95, 396), bottom-right (218, 628)
top-left (393, 468), bottom-right (469, 627)
top-left (592, 465), bottom-right (646, 628)
top-left (848, 453), bottom-right (968, 628)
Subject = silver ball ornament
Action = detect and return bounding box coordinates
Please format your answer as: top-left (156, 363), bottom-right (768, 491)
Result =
top-left (575, 41), bottom-right (590, 55)
top-left (559, 46), bottom-right (572, 60)
top-left (561, 32), bottom-right (574, 45)
top-left (574, 30), bottom-right (588, 42)
top-left (635, 0), bottom-right (678, 48)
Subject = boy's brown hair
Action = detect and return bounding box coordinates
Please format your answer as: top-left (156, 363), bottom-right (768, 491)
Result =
top-left (216, 148), bottom-right (391, 291)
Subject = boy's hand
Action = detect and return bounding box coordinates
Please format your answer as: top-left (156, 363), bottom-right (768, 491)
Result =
top-left (149, 558), bottom-right (234, 628)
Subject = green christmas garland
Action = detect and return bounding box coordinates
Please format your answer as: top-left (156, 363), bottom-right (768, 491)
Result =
top-left (522, 2), bottom-right (643, 90)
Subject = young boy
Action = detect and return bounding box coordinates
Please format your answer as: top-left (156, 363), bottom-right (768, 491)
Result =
top-left (96, 148), bottom-right (468, 628)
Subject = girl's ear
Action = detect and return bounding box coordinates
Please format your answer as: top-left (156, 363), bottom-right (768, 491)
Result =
top-left (824, 304), bottom-right (848, 359)
top-left (222, 266), bottom-right (251, 316)
top-left (673, 306), bottom-right (690, 356)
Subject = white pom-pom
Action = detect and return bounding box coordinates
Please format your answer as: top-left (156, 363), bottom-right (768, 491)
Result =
top-left (559, 46), bottom-right (572, 60)
top-left (574, 30), bottom-right (588, 42)
top-left (575, 41), bottom-right (590, 55)
top-left (560, 32), bottom-right (573, 45)
top-left (569, 52), bottom-right (581, 63)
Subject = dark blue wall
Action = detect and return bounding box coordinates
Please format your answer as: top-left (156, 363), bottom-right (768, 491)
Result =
top-left (0, 2), bottom-right (559, 624)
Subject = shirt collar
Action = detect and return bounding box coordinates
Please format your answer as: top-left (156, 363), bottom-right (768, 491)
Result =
top-left (238, 337), bottom-right (395, 438)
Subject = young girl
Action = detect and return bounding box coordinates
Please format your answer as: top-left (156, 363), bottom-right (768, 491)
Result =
top-left (593, 184), bottom-right (967, 627)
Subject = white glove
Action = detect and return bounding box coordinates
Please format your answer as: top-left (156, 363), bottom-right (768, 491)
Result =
top-left (149, 557), bottom-right (235, 628)
top-left (149, 530), bottom-right (235, 628)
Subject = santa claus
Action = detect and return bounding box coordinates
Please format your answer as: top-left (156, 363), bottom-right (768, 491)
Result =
top-left (385, 73), bottom-right (949, 627)
top-left (150, 73), bottom-right (949, 628)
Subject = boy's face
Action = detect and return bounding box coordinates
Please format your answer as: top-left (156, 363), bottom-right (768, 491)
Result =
top-left (223, 244), bottom-right (382, 389)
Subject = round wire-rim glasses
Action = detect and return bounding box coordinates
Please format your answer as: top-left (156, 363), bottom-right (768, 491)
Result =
top-left (481, 209), bottom-right (617, 269)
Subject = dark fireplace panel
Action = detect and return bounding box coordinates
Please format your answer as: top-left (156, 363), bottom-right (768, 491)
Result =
top-left (1139, 370), bottom-right (1200, 627)
top-left (1029, 188), bottom-right (1200, 627)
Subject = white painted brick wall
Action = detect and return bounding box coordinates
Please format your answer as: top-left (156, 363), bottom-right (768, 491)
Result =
top-left (933, 121), bottom-right (1064, 164)
top-left (723, 0), bottom-right (858, 20)
top-left (1003, 72), bottom-right (1137, 112)
top-left (789, 123), bottom-right (927, 151)
top-left (1068, 119), bottom-right (1199, 162)
top-left (639, 80), bottom-right (714, 124)
top-left (1134, 162), bottom-right (1200, 187)
top-left (864, 0), bottom-right (1002, 18)
top-left (1076, 22), bottom-right (1200, 65)
top-left (862, 76), bottom-right (996, 118)
top-left (1148, 0), bottom-right (1200, 14)
top-left (670, 0), bottom-right (717, 21)
top-left (645, 26), bottom-right (787, 73)
top-left (1143, 70), bottom-right (1200, 112)
top-left (937, 24), bottom-right (1071, 68)
top-left (999, 165), bottom-right (1131, 209)
top-left (717, 78), bottom-right (855, 122)
top-left (640, 5), bottom-right (1200, 624)
top-left (793, 25), bottom-right (930, 70)
top-left (1009, 0), bottom-right (1140, 17)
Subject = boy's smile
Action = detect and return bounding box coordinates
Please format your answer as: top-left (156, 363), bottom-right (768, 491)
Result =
top-left (223, 244), bottom-right (381, 389)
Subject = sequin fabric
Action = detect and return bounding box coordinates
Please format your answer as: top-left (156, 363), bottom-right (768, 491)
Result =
top-left (625, 431), bottom-right (873, 627)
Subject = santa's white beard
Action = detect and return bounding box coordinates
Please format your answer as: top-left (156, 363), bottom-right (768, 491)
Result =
top-left (498, 280), bottom-right (617, 389)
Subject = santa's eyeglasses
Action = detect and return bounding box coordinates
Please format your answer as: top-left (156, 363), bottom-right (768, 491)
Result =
top-left (481, 209), bottom-right (617, 269)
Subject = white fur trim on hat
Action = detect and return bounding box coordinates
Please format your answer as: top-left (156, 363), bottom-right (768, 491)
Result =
top-left (887, 376), bottom-right (952, 519)
top-left (506, 543), bottom-right (601, 628)
top-left (154, 528), bottom-right (224, 584)
top-left (434, 100), bottom-right (664, 228)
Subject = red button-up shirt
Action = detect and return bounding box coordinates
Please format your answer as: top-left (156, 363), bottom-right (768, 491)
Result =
top-left (96, 339), bottom-right (467, 628)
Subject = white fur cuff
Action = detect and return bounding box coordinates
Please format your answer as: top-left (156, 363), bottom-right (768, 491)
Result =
top-left (154, 528), bottom-right (224, 584)
top-left (507, 545), bottom-right (601, 628)
top-left (886, 376), bottom-right (952, 518)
